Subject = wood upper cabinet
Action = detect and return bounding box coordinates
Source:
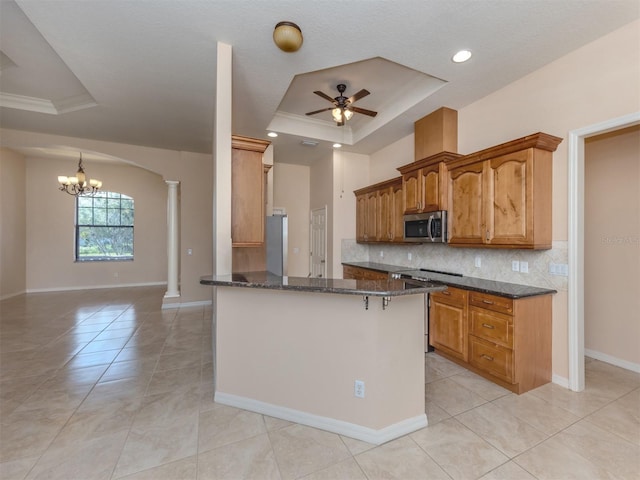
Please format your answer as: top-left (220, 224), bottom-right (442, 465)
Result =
top-left (231, 135), bottom-right (270, 247)
top-left (398, 152), bottom-right (462, 214)
top-left (447, 133), bottom-right (561, 249)
top-left (354, 177), bottom-right (403, 243)
top-left (429, 287), bottom-right (469, 362)
top-left (448, 161), bottom-right (486, 245)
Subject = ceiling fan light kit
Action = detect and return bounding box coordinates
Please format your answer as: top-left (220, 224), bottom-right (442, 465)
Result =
top-left (306, 83), bottom-right (377, 126)
top-left (273, 21), bottom-right (303, 52)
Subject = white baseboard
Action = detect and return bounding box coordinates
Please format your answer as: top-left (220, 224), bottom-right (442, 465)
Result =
top-left (214, 391), bottom-right (427, 445)
top-left (162, 300), bottom-right (212, 310)
top-left (585, 349), bottom-right (640, 373)
top-left (26, 281), bottom-right (167, 294)
top-left (552, 374), bottom-right (569, 388)
top-left (0, 290), bottom-right (27, 301)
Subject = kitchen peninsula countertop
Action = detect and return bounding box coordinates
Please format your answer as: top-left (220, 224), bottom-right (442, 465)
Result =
top-left (200, 271), bottom-right (446, 297)
top-left (342, 262), bottom-right (556, 299)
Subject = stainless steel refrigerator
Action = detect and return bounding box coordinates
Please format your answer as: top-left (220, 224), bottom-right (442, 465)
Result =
top-left (266, 215), bottom-right (288, 276)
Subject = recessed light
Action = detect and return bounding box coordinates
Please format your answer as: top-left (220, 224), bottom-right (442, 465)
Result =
top-left (452, 50), bottom-right (472, 63)
top-left (267, 132), bottom-right (278, 138)
top-left (332, 143), bottom-right (342, 148)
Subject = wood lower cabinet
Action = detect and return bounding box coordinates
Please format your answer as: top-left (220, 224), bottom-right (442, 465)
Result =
top-left (447, 132), bottom-right (561, 249)
top-left (354, 177), bottom-right (403, 243)
top-left (342, 265), bottom-right (388, 280)
top-left (432, 288), bottom-right (552, 394)
top-left (429, 287), bottom-right (468, 362)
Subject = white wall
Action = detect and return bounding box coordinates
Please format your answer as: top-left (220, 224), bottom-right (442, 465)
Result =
top-left (273, 163), bottom-right (311, 277)
top-left (25, 157), bottom-right (167, 291)
top-left (0, 128), bottom-right (213, 304)
top-left (0, 148), bottom-right (26, 299)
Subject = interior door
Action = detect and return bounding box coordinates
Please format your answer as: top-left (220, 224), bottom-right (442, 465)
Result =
top-left (309, 206), bottom-right (327, 278)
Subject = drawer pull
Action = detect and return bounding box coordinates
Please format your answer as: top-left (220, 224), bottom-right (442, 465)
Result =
top-left (482, 299), bottom-right (494, 305)
top-left (481, 323), bottom-right (495, 329)
top-left (481, 354), bottom-right (494, 361)
top-left (441, 291), bottom-right (451, 296)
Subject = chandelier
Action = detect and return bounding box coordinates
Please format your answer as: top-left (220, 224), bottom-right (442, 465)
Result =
top-left (57, 153), bottom-right (102, 196)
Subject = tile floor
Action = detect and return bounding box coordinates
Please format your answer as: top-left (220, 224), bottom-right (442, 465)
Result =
top-left (1, 286), bottom-right (638, 479)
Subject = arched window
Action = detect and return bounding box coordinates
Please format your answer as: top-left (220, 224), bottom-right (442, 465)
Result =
top-left (76, 191), bottom-right (134, 261)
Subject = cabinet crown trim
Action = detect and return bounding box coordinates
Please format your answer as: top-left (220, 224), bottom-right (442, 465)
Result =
top-left (447, 132), bottom-right (562, 170)
top-left (398, 151), bottom-right (463, 174)
top-left (232, 135), bottom-right (271, 153)
top-left (353, 176), bottom-right (402, 196)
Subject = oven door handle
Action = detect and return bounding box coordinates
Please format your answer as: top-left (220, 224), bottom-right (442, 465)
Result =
top-left (427, 215), bottom-right (434, 242)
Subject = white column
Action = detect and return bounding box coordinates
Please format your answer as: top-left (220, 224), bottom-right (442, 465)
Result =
top-left (165, 180), bottom-right (180, 298)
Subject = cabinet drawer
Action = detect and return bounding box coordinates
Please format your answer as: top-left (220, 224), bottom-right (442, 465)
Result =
top-left (430, 287), bottom-right (467, 306)
top-left (469, 291), bottom-right (513, 315)
top-left (469, 336), bottom-right (514, 383)
top-left (469, 307), bottom-right (513, 348)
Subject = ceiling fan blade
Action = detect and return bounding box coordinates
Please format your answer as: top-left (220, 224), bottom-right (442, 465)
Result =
top-left (349, 106), bottom-right (378, 117)
top-left (305, 107), bottom-right (333, 116)
top-left (313, 91), bottom-right (337, 103)
top-left (347, 89), bottom-right (370, 104)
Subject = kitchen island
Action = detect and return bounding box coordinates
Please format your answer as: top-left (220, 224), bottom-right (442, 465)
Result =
top-left (200, 272), bottom-right (446, 444)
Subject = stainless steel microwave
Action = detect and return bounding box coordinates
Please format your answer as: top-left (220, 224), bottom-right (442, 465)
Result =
top-left (404, 210), bottom-right (447, 243)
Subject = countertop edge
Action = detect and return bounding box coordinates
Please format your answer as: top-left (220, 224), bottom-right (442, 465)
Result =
top-left (342, 262), bottom-right (557, 299)
top-left (200, 275), bottom-right (446, 297)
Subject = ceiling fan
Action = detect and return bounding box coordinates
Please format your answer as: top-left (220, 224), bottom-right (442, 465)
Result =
top-left (305, 84), bottom-right (377, 126)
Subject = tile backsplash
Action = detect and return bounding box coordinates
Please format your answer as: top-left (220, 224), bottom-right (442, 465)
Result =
top-left (342, 239), bottom-right (568, 291)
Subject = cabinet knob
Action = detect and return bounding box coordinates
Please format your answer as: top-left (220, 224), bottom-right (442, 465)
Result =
top-left (481, 323), bottom-right (495, 329)
top-left (481, 354), bottom-right (494, 361)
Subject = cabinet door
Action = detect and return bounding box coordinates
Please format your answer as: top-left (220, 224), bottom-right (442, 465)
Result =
top-left (391, 182), bottom-right (405, 242)
top-left (378, 187), bottom-right (392, 241)
top-left (402, 170), bottom-right (422, 214)
top-left (422, 164), bottom-right (441, 212)
top-left (486, 149), bottom-right (534, 246)
top-left (365, 191), bottom-right (378, 242)
top-left (448, 162), bottom-right (485, 245)
top-left (429, 288), bottom-right (468, 361)
top-left (355, 193), bottom-right (367, 242)
top-left (232, 148), bottom-right (264, 246)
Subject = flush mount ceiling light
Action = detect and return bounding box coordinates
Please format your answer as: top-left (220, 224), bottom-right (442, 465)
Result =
top-left (273, 21), bottom-right (303, 52)
top-left (57, 153), bottom-right (102, 196)
top-left (452, 49), bottom-right (472, 63)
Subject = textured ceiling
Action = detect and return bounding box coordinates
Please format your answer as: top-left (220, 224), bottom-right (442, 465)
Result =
top-left (1, 0), bottom-right (638, 165)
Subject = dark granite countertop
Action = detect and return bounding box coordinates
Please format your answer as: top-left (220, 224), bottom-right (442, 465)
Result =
top-left (342, 262), bottom-right (556, 299)
top-left (200, 271), bottom-right (446, 297)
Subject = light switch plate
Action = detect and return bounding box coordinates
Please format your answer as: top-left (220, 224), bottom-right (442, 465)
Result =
top-left (512, 260), bottom-right (520, 272)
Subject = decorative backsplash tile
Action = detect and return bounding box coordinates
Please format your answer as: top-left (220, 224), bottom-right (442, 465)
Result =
top-left (341, 239), bottom-right (569, 291)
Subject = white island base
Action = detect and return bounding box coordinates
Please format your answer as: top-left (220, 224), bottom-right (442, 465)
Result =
top-left (213, 287), bottom-right (428, 445)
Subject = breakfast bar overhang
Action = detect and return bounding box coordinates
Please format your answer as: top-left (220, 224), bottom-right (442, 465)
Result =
top-left (200, 272), bottom-right (446, 445)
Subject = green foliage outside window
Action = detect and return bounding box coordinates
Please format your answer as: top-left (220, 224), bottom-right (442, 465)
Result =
top-left (76, 192), bottom-right (134, 261)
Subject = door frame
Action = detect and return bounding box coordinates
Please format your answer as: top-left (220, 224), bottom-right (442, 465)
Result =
top-left (309, 206), bottom-right (327, 278)
top-left (567, 111), bottom-right (640, 391)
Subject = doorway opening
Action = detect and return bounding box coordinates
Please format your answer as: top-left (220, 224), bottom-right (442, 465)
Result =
top-left (567, 111), bottom-right (640, 391)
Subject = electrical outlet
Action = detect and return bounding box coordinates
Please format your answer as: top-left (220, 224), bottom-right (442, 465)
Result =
top-left (354, 380), bottom-right (365, 398)
top-left (475, 256), bottom-right (481, 268)
top-left (549, 263), bottom-right (569, 276)
top-left (187, 248), bottom-right (193, 256)
top-left (379, 250), bottom-right (384, 258)
top-left (512, 260), bottom-right (520, 272)
top-left (407, 252), bottom-right (412, 261)
top-left (520, 261), bottom-right (529, 273)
